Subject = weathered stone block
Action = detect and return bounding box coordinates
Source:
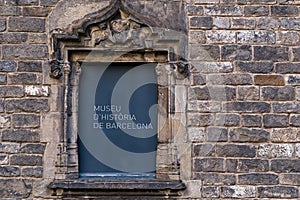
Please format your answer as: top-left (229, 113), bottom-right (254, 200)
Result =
top-left (221, 186), bottom-right (256, 198)
top-left (223, 102), bottom-right (270, 113)
top-left (0, 115), bottom-right (10, 128)
top-left (0, 74), bottom-right (6, 84)
top-left (187, 6), bottom-right (203, 15)
top-left (8, 17), bottom-right (45, 32)
top-left (263, 114), bottom-right (289, 128)
top-left (1, 129), bottom-right (40, 142)
top-left (215, 113), bottom-right (240, 127)
top-left (281, 17), bottom-right (300, 30)
top-left (8, 73), bottom-right (42, 84)
top-left (254, 46), bottom-right (289, 61)
top-left (258, 144), bottom-right (293, 158)
top-left (190, 16), bottom-right (213, 29)
top-left (25, 85), bottom-right (50, 97)
top-left (290, 115), bottom-right (300, 126)
top-left (0, 155), bottom-right (8, 165)
top-left (214, 17), bottom-right (230, 29)
top-left (272, 128), bottom-right (300, 142)
top-left (3, 45), bottom-right (48, 59)
top-left (271, 5), bottom-right (299, 16)
top-left (255, 75), bottom-right (285, 86)
top-left (229, 128), bottom-right (269, 143)
top-left (0, 166), bottom-right (20, 177)
top-left (277, 31), bottom-right (300, 45)
top-left (12, 114), bottom-right (40, 128)
top-left (207, 127), bottom-right (228, 142)
top-left (237, 31), bottom-right (275, 44)
top-left (188, 127), bottom-right (206, 142)
top-left (10, 154), bottom-right (42, 166)
top-left (0, 99), bottom-right (3, 113)
top-left (258, 186), bottom-right (298, 198)
top-left (193, 172), bottom-right (236, 186)
top-left (297, 87), bottom-right (300, 100)
top-left (202, 186), bottom-right (219, 198)
top-left (0, 61), bottom-right (16, 72)
top-left (207, 30), bottom-right (236, 44)
top-left (221, 45), bottom-right (252, 61)
top-left (262, 87), bottom-right (295, 101)
top-left (237, 61), bottom-right (274, 73)
top-left (10, 0), bottom-right (38, 5)
top-left (192, 62), bottom-right (233, 73)
top-left (273, 102), bottom-right (300, 113)
top-left (0, 18), bottom-right (5, 32)
top-left (188, 101), bottom-right (221, 112)
top-left (0, 6), bottom-right (20, 16)
top-left (245, 6), bottom-right (269, 16)
top-left (226, 159), bottom-right (269, 172)
top-left (271, 159), bottom-right (300, 172)
top-left (286, 75), bottom-right (300, 85)
top-left (0, 142), bottom-right (19, 153)
top-left (204, 5), bottom-right (242, 16)
top-left (292, 47), bottom-right (300, 61)
top-left (194, 158), bottom-right (224, 172)
top-left (207, 74), bottom-right (253, 85)
top-left (28, 33), bottom-right (47, 44)
top-left (237, 0), bottom-right (276, 3)
top-left (216, 144), bottom-right (256, 157)
top-left (238, 174), bottom-right (279, 185)
top-left (187, 113), bottom-right (214, 127)
top-left (189, 86), bottom-right (210, 100)
top-left (23, 6), bottom-right (51, 17)
top-left (189, 31), bottom-right (206, 44)
top-left (40, 0), bottom-right (59, 6)
top-left (191, 74), bottom-right (205, 86)
top-left (241, 115), bottom-right (262, 127)
top-left (18, 61), bottom-right (42, 72)
top-left (237, 86), bottom-right (260, 100)
top-left (296, 144), bottom-right (300, 157)
top-left (0, 33), bottom-right (27, 43)
top-left (6, 99), bottom-right (49, 113)
top-left (20, 144), bottom-right (45, 154)
top-left (193, 144), bottom-right (216, 157)
top-left (189, 45), bottom-right (220, 61)
top-left (257, 17), bottom-right (281, 30)
top-left (21, 167), bottom-right (43, 178)
top-left (280, 174), bottom-right (300, 185)
top-left (0, 179), bottom-right (31, 198)
top-left (276, 62), bottom-right (300, 73)
top-left (0, 86), bottom-right (23, 98)
top-left (232, 18), bottom-right (255, 29)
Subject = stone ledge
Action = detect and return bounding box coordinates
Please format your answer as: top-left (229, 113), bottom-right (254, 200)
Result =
top-left (48, 179), bottom-right (186, 198)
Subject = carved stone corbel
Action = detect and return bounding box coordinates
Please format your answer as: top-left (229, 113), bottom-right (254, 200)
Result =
top-left (49, 59), bottom-right (64, 79)
top-left (170, 60), bottom-right (190, 80)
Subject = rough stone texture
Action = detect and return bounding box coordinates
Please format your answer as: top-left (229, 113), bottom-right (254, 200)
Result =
top-left (221, 45), bottom-right (252, 61)
top-left (271, 159), bottom-right (300, 172)
top-left (258, 144), bottom-right (294, 158)
top-left (229, 128), bottom-right (269, 142)
top-left (10, 154), bottom-right (42, 166)
top-left (272, 128), bottom-right (300, 142)
top-left (1, 129), bottom-right (40, 142)
top-left (254, 46), bottom-right (289, 61)
top-left (237, 31), bottom-right (276, 44)
top-left (254, 75), bottom-right (285, 86)
top-left (226, 159), bottom-right (269, 172)
top-left (0, 179), bottom-right (32, 198)
top-left (236, 62), bottom-right (274, 73)
top-left (241, 115), bottom-right (262, 127)
top-left (238, 174), bottom-right (279, 185)
top-left (6, 99), bottom-right (49, 113)
top-left (8, 17), bottom-right (45, 32)
top-left (216, 144), bottom-right (256, 157)
top-left (262, 87), bottom-right (295, 101)
top-left (221, 186), bottom-right (256, 198)
top-left (237, 86), bottom-right (260, 100)
top-left (258, 186), bottom-right (298, 198)
top-left (3, 45), bottom-right (48, 59)
top-left (12, 114), bottom-right (40, 128)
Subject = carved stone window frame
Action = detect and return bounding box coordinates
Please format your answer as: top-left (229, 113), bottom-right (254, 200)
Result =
top-left (48, 0), bottom-right (188, 197)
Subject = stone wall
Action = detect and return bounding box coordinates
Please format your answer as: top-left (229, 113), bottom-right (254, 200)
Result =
top-left (0, 0), bottom-right (299, 199)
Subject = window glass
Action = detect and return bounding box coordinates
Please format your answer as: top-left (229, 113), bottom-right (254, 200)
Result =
top-left (78, 62), bottom-right (158, 178)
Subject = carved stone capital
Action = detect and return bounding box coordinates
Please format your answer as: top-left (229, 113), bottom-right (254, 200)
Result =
top-left (49, 59), bottom-right (63, 79)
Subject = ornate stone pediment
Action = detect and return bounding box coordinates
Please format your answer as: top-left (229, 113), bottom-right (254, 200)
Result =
top-left (86, 9), bottom-right (152, 48)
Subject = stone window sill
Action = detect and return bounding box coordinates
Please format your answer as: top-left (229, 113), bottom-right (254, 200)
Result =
top-left (48, 179), bottom-right (186, 198)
